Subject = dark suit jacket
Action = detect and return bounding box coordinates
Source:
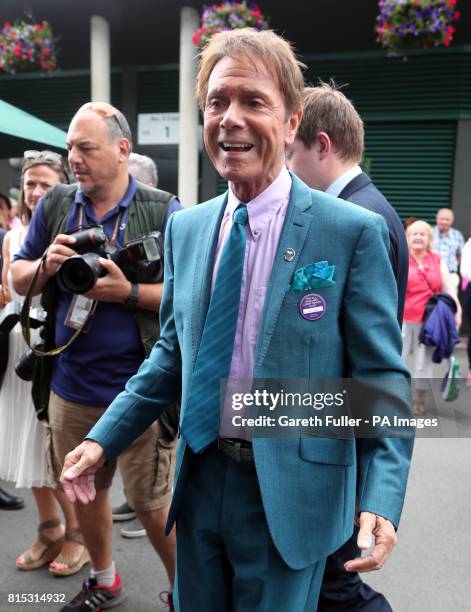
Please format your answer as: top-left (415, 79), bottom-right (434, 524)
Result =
top-left (339, 172), bottom-right (408, 324)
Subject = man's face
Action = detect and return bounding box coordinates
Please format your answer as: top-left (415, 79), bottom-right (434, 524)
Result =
top-left (204, 55), bottom-right (300, 201)
top-left (436, 210), bottom-right (454, 233)
top-left (286, 138), bottom-right (325, 190)
top-left (67, 111), bottom-right (123, 197)
top-left (23, 165), bottom-right (61, 212)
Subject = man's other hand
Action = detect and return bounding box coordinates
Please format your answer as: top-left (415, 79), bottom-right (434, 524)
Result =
top-left (84, 257), bottom-right (131, 303)
top-left (344, 511), bottom-right (397, 573)
top-left (43, 234), bottom-right (77, 277)
top-left (60, 440), bottom-right (106, 505)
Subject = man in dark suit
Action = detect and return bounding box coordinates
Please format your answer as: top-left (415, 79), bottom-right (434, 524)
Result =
top-left (287, 83), bottom-right (408, 325)
top-left (288, 83), bottom-right (409, 611)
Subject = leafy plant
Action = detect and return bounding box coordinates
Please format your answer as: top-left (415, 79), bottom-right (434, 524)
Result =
top-left (0, 19), bottom-right (59, 74)
top-left (376, 0), bottom-right (460, 56)
top-left (193, 2), bottom-right (269, 49)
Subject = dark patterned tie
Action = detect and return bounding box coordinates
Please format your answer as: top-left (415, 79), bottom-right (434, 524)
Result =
top-left (180, 205), bottom-right (249, 453)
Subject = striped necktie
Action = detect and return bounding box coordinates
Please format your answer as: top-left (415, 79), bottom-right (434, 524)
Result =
top-left (180, 205), bottom-right (249, 453)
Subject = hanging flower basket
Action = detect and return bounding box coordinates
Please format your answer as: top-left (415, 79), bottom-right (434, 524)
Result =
top-left (193, 2), bottom-right (269, 49)
top-left (0, 19), bottom-right (59, 74)
top-left (375, 0), bottom-right (461, 56)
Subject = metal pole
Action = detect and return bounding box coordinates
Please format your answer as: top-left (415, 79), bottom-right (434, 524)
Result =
top-left (178, 7), bottom-right (200, 206)
top-left (90, 15), bottom-right (111, 103)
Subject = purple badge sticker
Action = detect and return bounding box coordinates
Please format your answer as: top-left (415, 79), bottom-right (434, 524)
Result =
top-left (299, 293), bottom-right (326, 321)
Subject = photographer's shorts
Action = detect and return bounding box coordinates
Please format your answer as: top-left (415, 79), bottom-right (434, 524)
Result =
top-left (46, 391), bottom-right (176, 512)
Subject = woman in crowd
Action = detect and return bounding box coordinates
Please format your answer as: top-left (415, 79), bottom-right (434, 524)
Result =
top-left (403, 220), bottom-right (461, 415)
top-left (0, 192), bottom-right (22, 231)
top-left (460, 236), bottom-right (471, 385)
top-left (0, 150), bottom-right (89, 575)
top-left (0, 193), bottom-right (11, 231)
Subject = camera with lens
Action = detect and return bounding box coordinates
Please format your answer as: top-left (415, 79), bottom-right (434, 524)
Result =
top-left (15, 337), bottom-right (46, 381)
top-left (0, 301), bottom-right (47, 381)
top-left (56, 226), bottom-right (164, 294)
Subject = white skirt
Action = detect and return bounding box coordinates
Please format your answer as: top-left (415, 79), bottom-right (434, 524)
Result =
top-left (0, 322), bottom-right (49, 488)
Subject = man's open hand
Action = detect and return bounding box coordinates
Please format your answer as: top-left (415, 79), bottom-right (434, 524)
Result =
top-left (60, 440), bottom-right (106, 505)
top-left (344, 511), bottom-right (397, 573)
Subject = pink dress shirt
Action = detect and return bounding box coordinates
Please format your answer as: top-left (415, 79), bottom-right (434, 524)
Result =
top-left (211, 167), bottom-right (292, 439)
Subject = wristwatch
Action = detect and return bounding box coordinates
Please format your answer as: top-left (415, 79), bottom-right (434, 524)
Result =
top-left (123, 282), bottom-right (139, 309)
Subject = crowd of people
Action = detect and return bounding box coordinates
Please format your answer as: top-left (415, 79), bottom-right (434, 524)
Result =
top-left (0, 26), bottom-right (469, 612)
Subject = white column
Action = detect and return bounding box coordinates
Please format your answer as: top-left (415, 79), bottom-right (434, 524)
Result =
top-left (178, 7), bottom-right (200, 207)
top-left (90, 15), bottom-right (110, 103)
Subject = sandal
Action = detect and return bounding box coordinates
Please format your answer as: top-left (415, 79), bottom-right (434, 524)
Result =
top-left (16, 519), bottom-right (65, 570)
top-left (49, 528), bottom-right (90, 577)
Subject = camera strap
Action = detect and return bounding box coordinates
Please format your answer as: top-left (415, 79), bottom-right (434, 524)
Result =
top-left (20, 250), bottom-right (96, 357)
top-left (21, 207), bottom-right (125, 356)
top-left (75, 206), bottom-right (123, 246)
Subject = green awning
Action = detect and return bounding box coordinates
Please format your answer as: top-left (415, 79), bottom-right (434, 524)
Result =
top-left (0, 99), bottom-right (67, 150)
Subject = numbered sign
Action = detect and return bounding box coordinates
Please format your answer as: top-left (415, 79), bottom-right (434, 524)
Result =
top-left (138, 113), bottom-right (180, 145)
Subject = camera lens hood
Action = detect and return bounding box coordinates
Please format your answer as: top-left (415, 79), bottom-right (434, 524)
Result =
top-left (57, 253), bottom-right (102, 294)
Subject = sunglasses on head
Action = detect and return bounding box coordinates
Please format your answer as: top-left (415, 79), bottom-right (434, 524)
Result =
top-left (24, 150), bottom-right (63, 164)
top-left (77, 102), bottom-right (127, 137)
top-left (23, 150), bottom-right (69, 183)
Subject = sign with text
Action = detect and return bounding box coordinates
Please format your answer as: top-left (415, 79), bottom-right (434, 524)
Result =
top-left (137, 113), bottom-right (180, 145)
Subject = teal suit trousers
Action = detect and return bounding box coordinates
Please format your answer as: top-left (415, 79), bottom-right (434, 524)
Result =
top-left (174, 447), bottom-right (326, 612)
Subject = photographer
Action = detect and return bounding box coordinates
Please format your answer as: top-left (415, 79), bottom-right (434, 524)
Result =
top-left (11, 103), bottom-right (180, 611)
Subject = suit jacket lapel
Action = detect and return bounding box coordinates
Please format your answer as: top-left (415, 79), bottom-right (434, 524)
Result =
top-left (338, 172), bottom-right (371, 200)
top-left (255, 175), bottom-right (315, 367)
top-left (191, 193), bottom-right (228, 365)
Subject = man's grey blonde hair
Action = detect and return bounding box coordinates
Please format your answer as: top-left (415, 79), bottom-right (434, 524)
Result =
top-left (196, 29), bottom-right (305, 114)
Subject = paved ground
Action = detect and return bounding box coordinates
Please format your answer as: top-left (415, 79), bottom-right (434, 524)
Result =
top-left (1, 347), bottom-right (470, 612)
top-left (364, 346), bottom-right (471, 611)
top-left (0, 473), bottom-right (169, 612)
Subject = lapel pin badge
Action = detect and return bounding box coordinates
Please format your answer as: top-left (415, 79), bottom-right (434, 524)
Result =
top-left (299, 293), bottom-right (326, 321)
top-left (284, 248), bottom-right (295, 262)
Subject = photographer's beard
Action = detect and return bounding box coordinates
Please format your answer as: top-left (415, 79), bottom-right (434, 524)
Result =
top-left (71, 169), bottom-right (95, 196)
top-left (71, 166), bottom-right (120, 201)
top-left (78, 182), bottom-right (97, 197)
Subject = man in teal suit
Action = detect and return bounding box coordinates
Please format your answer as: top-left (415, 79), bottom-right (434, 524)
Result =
top-left (60, 29), bottom-right (413, 612)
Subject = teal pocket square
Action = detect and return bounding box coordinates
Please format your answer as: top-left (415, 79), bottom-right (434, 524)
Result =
top-left (290, 260), bottom-right (336, 291)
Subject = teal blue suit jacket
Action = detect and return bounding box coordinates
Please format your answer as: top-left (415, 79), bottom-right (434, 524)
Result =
top-left (89, 175), bottom-right (413, 570)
